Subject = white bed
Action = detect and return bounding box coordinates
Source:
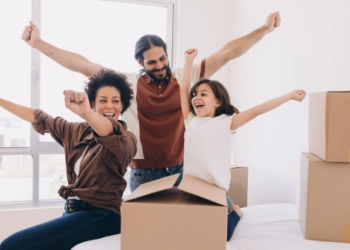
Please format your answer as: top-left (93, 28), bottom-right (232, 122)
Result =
top-left (72, 203), bottom-right (349, 250)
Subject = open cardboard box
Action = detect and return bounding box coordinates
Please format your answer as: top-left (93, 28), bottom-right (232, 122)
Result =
top-left (309, 91), bottom-right (350, 163)
top-left (121, 174), bottom-right (227, 250)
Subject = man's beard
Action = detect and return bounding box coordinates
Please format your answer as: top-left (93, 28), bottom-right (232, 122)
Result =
top-left (144, 64), bottom-right (171, 82)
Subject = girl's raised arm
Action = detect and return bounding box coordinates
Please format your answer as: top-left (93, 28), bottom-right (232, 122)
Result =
top-left (180, 49), bottom-right (198, 120)
top-left (230, 89), bottom-right (306, 131)
top-left (0, 98), bottom-right (35, 123)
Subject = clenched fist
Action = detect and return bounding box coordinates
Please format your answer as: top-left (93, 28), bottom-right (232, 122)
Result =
top-left (64, 90), bottom-right (92, 117)
top-left (22, 21), bottom-right (41, 48)
top-left (264, 12), bottom-right (281, 33)
top-left (290, 89), bottom-right (306, 102)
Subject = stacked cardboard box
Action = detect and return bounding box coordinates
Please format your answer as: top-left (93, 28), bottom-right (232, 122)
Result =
top-left (227, 166), bottom-right (248, 208)
top-left (299, 91), bottom-right (350, 243)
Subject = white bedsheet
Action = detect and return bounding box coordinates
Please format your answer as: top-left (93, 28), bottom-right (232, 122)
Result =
top-left (72, 203), bottom-right (350, 250)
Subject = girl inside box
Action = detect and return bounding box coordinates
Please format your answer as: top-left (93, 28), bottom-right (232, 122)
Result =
top-left (180, 48), bottom-right (306, 241)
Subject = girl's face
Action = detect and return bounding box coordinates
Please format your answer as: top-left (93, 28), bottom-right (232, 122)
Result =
top-left (92, 86), bottom-right (123, 122)
top-left (191, 83), bottom-right (221, 118)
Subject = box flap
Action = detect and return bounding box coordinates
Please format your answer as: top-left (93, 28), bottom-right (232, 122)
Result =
top-left (177, 175), bottom-right (227, 206)
top-left (303, 152), bottom-right (323, 162)
top-left (124, 174), bottom-right (180, 202)
top-left (328, 91), bottom-right (350, 93)
top-left (311, 91), bottom-right (350, 94)
top-left (230, 166), bottom-right (247, 169)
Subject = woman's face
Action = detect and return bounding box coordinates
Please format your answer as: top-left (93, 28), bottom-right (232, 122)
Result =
top-left (92, 86), bottom-right (123, 122)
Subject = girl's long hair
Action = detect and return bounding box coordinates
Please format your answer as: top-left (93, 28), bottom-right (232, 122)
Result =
top-left (189, 79), bottom-right (239, 116)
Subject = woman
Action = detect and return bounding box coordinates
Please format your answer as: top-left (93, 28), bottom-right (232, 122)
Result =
top-left (0, 69), bottom-right (137, 250)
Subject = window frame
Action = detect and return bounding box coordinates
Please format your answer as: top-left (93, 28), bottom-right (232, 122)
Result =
top-left (0, 0), bottom-right (176, 210)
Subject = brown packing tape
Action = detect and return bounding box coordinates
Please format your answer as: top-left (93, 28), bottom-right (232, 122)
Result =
top-left (349, 148), bottom-right (350, 163)
top-left (343, 224), bottom-right (350, 243)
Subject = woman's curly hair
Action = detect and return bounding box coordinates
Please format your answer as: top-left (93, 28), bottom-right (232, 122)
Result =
top-left (84, 69), bottom-right (133, 114)
top-left (189, 79), bottom-right (239, 116)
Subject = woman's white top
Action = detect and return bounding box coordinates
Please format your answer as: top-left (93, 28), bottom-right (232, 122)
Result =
top-left (184, 113), bottom-right (234, 191)
top-left (67, 145), bottom-right (89, 200)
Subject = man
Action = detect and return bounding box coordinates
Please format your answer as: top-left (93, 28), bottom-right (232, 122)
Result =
top-left (22, 12), bottom-right (281, 192)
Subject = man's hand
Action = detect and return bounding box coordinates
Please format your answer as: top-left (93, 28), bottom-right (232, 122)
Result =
top-left (22, 21), bottom-right (41, 48)
top-left (184, 48), bottom-right (198, 62)
top-left (64, 90), bottom-right (92, 117)
top-left (264, 12), bottom-right (281, 33)
top-left (290, 89), bottom-right (306, 102)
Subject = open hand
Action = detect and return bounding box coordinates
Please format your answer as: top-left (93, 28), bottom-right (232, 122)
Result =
top-left (22, 21), bottom-right (41, 48)
top-left (290, 89), bottom-right (306, 102)
top-left (184, 48), bottom-right (198, 62)
top-left (264, 12), bottom-right (281, 33)
top-left (64, 90), bottom-right (92, 117)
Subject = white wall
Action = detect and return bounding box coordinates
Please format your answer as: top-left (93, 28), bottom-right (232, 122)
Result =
top-left (228, 0), bottom-right (350, 205)
top-left (0, 207), bottom-right (63, 242)
top-left (176, 0), bottom-right (231, 83)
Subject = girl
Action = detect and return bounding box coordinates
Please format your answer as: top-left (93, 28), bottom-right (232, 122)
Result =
top-left (0, 69), bottom-right (137, 250)
top-left (180, 49), bottom-right (306, 241)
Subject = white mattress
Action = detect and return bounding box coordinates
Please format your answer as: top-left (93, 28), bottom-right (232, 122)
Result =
top-left (72, 203), bottom-right (350, 250)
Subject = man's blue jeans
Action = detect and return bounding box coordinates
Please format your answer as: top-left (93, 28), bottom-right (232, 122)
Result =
top-left (0, 200), bottom-right (121, 250)
top-left (129, 162), bottom-right (184, 192)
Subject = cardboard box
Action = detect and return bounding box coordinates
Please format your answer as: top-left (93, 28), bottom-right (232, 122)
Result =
top-left (121, 174), bottom-right (227, 250)
top-left (227, 166), bottom-right (248, 208)
top-left (309, 91), bottom-right (350, 162)
top-left (299, 152), bottom-right (350, 243)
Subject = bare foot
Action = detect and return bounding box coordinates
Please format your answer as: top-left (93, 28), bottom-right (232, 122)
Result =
top-left (232, 205), bottom-right (244, 218)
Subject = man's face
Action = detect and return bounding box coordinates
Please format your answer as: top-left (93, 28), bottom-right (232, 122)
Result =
top-left (139, 46), bottom-right (171, 81)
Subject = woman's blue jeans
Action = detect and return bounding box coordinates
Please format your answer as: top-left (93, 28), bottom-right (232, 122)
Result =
top-left (0, 200), bottom-right (121, 250)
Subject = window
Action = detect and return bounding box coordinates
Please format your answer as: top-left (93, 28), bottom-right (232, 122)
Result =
top-left (0, 1), bottom-right (31, 148)
top-left (0, 0), bottom-right (175, 209)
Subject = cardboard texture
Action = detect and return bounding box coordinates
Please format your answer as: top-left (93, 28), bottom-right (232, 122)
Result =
top-left (227, 167), bottom-right (248, 208)
top-left (309, 91), bottom-right (350, 163)
top-left (121, 174), bottom-right (227, 250)
top-left (299, 152), bottom-right (350, 243)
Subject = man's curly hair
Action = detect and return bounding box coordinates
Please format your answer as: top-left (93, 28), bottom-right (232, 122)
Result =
top-left (84, 69), bottom-right (133, 114)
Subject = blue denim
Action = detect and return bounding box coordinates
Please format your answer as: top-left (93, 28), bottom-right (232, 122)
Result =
top-left (0, 200), bottom-right (121, 250)
top-left (226, 194), bottom-right (240, 241)
top-left (227, 210), bottom-right (240, 241)
top-left (129, 162), bottom-right (183, 192)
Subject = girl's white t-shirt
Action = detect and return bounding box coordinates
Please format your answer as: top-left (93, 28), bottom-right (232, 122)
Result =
top-left (184, 113), bottom-right (234, 191)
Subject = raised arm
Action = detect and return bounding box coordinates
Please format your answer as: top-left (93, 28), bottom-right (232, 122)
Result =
top-left (22, 21), bottom-right (103, 78)
top-left (180, 49), bottom-right (198, 119)
top-left (0, 98), bottom-right (35, 123)
top-left (203, 12), bottom-right (281, 79)
top-left (230, 90), bottom-right (306, 131)
top-left (64, 90), bottom-right (114, 137)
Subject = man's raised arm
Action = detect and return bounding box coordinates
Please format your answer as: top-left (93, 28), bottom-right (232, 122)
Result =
top-left (22, 21), bottom-right (103, 78)
top-left (203, 12), bottom-right (281, 79)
